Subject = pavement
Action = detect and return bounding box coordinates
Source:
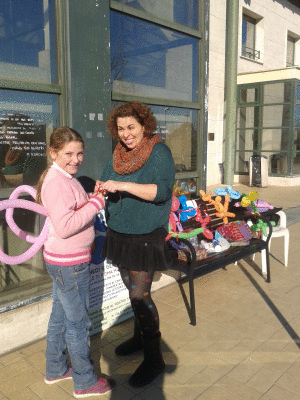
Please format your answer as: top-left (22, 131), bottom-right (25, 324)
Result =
top-left (1, 183), bottom-right (300, 400)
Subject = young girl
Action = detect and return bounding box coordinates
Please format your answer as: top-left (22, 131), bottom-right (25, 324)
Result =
top-left (36, 127), bottom-right (114, 398)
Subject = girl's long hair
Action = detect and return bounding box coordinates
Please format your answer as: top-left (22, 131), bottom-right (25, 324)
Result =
top-left (36, 127), bottom-right (84, 204)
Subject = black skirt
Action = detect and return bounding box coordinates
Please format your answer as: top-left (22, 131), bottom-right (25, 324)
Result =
top-left (101, 227), bottom-right (172, 272)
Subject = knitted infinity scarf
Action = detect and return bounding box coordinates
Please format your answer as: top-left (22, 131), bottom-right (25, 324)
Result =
top-left (113, 134), bottom-right (161, 175)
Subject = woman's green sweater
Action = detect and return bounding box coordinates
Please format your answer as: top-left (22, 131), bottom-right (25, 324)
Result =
top-left (101, 143), bottom-right (175, 234)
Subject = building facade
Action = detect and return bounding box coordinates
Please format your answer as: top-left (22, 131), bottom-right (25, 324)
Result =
top-left (1, 0), bottom-right (300, 353)
top-left (208, 0), bottom-right (300, 186)
top-left (0, 0), bottom-right (209, 353)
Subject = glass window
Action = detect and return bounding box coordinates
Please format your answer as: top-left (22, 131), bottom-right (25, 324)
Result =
top-left (112, 0), bottom-right (199, 29)
top-left (261, 129), bottom-right (289, 152)
top-left (241, 14), bottom-right (259, 60)
top-left (110, 11), bottom-right (199, 102)
top-left (294, 129), bottom-right (300, 151)
top-left (240, 87), bottom-right (259, 103)
top-left (293, 129), bottom-right (300, 176)
top-left (297, 85), bottom-right (300, 101)
top-left (150, 105), bottom-right (198, 172)
top-left (263, 83), bottom-right (291, 104)
top-left (0, 0), bottom-right (57, 84)
top-left (0, 207), bottom-right (51, 307)
top-left (0, 89), bottom-right (59, 188)
top-left (295, 104), bottom-right (300, 127)
top-left (237, 106), bottom-right (260, 129)
top-left (0, 89), bottom-right (59, 307)
top-left (236, 129), bottom-right (255, 151)
top-left (173, 177), bottom-right (198, 199)
top-left (293, 152), bottom-right (300, 175)
top-left (262, 105), bottom-right (290, 128)
top-left (267, 152), bottom-right (288, 175)
top-left (287, 35), bottom-right (296, 67)
top-left (235, 151), bottom-right (251, 174)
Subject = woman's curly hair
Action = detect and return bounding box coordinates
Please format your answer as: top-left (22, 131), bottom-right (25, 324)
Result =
top-left (107, 102), bottom-right (157, 140)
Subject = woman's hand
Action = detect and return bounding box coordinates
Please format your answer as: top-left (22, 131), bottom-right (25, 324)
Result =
top-left (94, 180), bottom-right (107, 196)
top-left (101, 180), bottom-right (157, 201)
top-left (101, 180), bottom-right (125, 193)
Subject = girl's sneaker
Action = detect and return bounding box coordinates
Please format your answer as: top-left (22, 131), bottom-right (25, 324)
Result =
top-left (44, 367), bottom-right (72, 384)
top-left (73, 377), bottom-right (115, 398)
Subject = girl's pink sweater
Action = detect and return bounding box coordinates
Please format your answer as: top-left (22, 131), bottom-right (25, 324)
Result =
top-left (41, 165), bottom-right (104, 266)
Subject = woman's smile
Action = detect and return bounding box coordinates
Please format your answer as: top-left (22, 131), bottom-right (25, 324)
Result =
top-left (117, 116), bottom-right (144, 150)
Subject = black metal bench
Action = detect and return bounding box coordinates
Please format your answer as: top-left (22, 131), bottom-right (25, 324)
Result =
top-left (168, 198), bottom-right (273, 326)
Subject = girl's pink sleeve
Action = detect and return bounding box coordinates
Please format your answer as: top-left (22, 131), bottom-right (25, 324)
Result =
top-left (42, 178), bottom-right (104, 239)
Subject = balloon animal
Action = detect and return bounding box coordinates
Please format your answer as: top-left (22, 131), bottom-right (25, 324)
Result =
top-left (195, 207), bottom-right (213, 239)
top-left (215, 185), bottom-right (241, 201)
top-left (178, 195), bottom-right (196, 222)
top-left (0, 185), bottom-right (50, 265)
top-left (166, 196), bottom-right (204, 241)
top-left (199, 190), bottom-right (235, 224)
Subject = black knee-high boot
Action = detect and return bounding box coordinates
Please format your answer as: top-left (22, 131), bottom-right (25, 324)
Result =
top-left (115, 318), bottom-right (143, 356)
top-left (128, 331), bottom-right (165, 387)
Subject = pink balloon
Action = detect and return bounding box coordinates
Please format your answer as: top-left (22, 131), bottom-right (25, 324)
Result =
top-left (6, 185), bottom-right (47, 243)
top-left (171, 196), bottom-right (180, 212)
top-left (0, 186), bottom-right (50, 265)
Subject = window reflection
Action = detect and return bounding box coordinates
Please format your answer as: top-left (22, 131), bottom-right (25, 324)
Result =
top-left (236, 129), bottom-right (255, 152)
top-left (0, 0), bottom-right (57, 84)
top-left (267, 152), bottom-right (288, 175)
top-left (110, 11), bottom-right (198, 102)
top-left (0, 89), bottom-right (58, 305)
top-left (150, 105), bottom-right (197, 172)
top-left (263, 82), bottom-right (291, 104)
top-left (240, 87), bottom-right (259, 103)
top-left (113, 0), bottom-right (199, 29)
top-left (235, 151), bottom-right (251, 174)
top-left (261, 129), bottom-right (289, 152)
top-left (0, 89), bottom-right (59, 189)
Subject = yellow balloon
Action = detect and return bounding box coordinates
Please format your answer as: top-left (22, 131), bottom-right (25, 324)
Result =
top-left (241, 197), bottom-right (250, 207)
top-left (248, 191), bottom-right (258, 201)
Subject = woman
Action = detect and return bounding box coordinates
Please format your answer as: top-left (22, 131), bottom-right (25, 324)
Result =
top-left (100, 102), bottom-right (175, 387)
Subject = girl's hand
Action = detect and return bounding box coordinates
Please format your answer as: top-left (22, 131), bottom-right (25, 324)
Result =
top-left (101, 180), bottom-right (126, 193)
top-left (95, 192), bottom-right (105, 203)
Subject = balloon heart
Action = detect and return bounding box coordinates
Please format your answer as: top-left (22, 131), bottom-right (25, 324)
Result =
top-left (0, 185), bottom-right (50, 265)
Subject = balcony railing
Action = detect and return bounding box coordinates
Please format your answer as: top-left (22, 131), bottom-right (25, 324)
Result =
top-left (241, 46), bottom-right (260, 61)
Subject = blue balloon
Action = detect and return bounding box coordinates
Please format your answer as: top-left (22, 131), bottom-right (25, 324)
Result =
top-left (215, 185), bottom-right (241, 201)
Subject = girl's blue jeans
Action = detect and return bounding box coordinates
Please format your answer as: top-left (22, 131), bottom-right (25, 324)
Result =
top-left (45, 262), bottom-right (98, 391)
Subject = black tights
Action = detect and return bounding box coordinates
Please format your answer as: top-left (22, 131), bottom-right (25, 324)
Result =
top-left (119, 268), bottom-right (159, 336)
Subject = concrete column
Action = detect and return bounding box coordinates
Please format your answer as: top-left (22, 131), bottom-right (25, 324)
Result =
top-left (223, 0), bottom-right (239, 184)
top-left (68, 0), bottom-right (112, 179)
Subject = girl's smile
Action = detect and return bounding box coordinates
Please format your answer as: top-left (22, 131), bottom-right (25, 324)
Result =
top-left (50, 141), bottom-right (84, 175)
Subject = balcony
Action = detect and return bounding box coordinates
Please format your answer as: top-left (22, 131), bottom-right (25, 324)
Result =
top-left (241, 45), bottom-right (260, 61)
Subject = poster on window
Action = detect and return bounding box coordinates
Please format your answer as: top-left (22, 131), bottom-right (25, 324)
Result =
top-left (88, 211), bottom-right (133, 335)
top-left (0, 113), bottom-right (47, 188)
